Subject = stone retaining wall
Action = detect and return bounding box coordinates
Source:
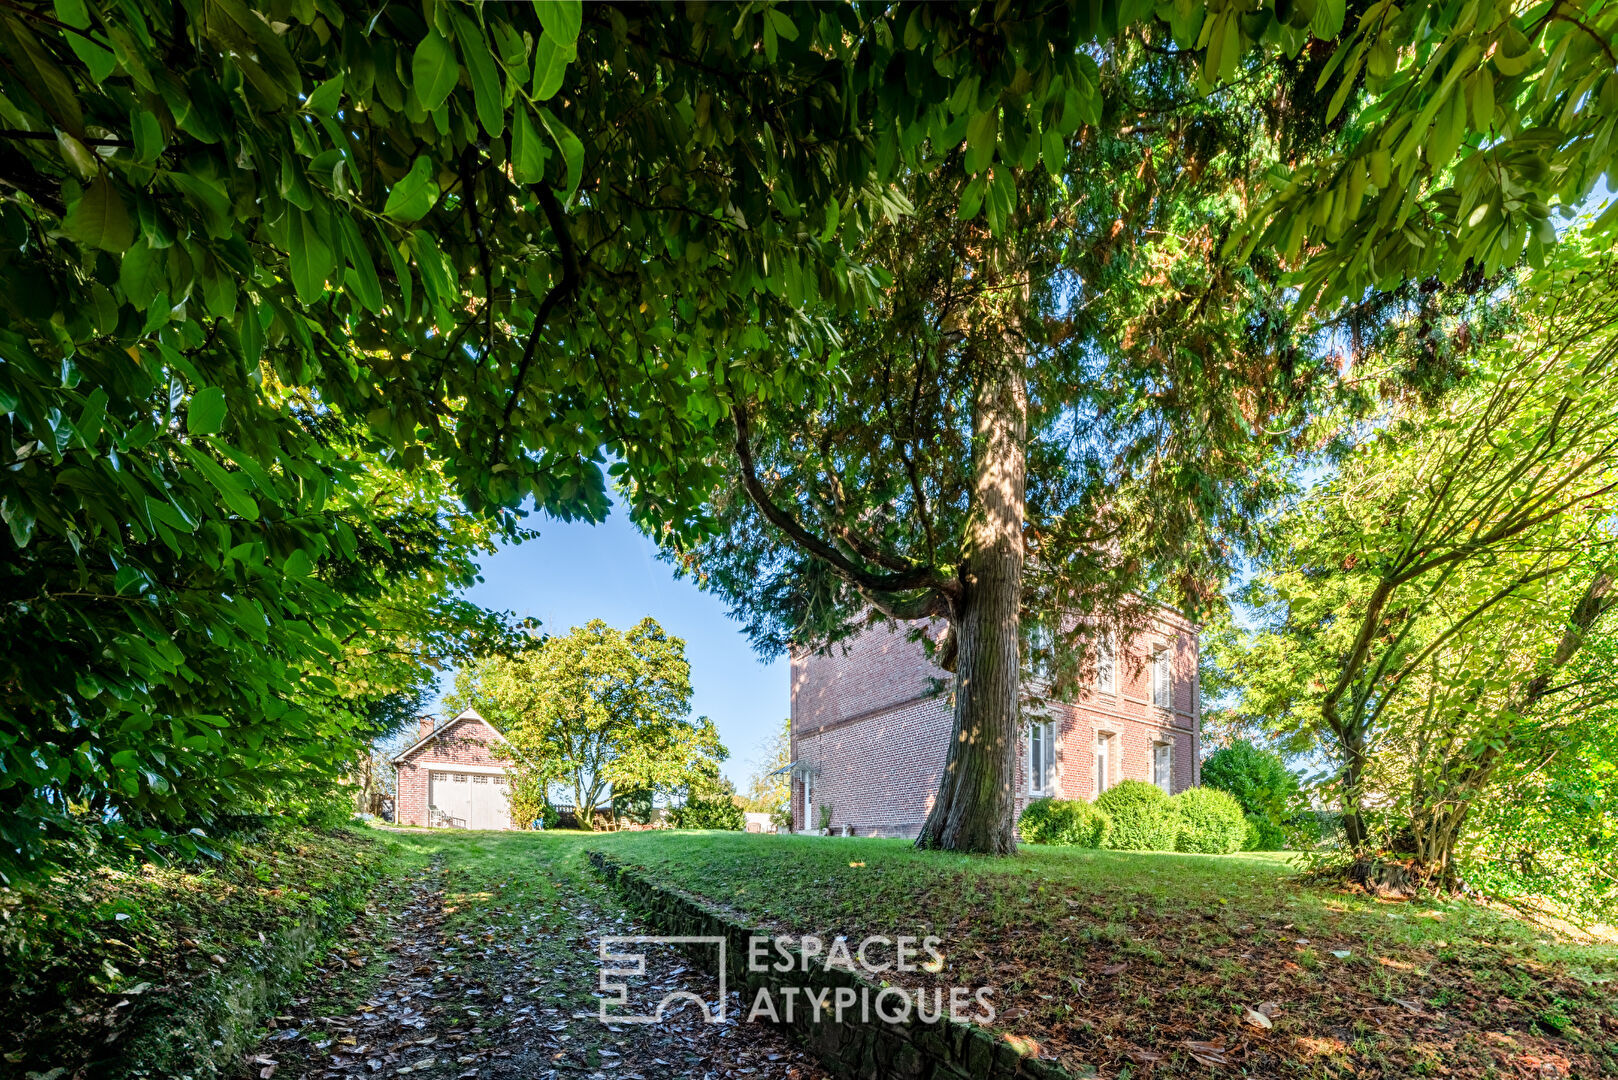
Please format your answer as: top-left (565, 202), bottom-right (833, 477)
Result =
top-left (588, 852), bottom-right (1074, 1080)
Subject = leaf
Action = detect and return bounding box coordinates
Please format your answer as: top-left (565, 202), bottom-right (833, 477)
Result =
top-left (511, 108), bottom-right (548, 184)
top-left (1244, 1006), bottom-right (1273, 1029)
top-left (63, 174), bottom-right (134, 253)
top-left (305, 72), bottom-right (345, 115)
top-left (384, 157), bottom-right (440, 223)
top-left (131, 108), bottom-right (166, 164)
top-left (538, 108), bottom-right (584, 199)
top-left (453, 13), bottom-right (505, 137)
top-left (964, 108), bottom-right (998, 173)
top-left (767, 8), bottom-right (797, 42)
top-left (531, 31), bottom-right (574, 101)
top-left (188, 386), bottom-right (227, 435)
top-left (412, 31), bottom-right (460, 113)
top-left (535, 0), bottom-right (581, 46)
top-left (287, 210), bottom-right (334, 303)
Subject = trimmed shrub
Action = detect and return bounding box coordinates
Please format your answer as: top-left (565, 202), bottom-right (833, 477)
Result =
top-left (1171, 787), bottom-right (1248, 854)
top-left (670, 796), bottom-right (745, 830)
top-left (1018, 798), bottom-right (1112, 847)
top-left (1096, 780), bottom-right (1177, 851)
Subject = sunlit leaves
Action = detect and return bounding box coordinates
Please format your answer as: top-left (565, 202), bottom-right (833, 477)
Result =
top-left (412, 30), bottom-right (459, 113)
top-left (383, 157), bottom-right (440, 222)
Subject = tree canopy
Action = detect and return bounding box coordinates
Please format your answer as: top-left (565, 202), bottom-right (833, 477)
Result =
top-left (8, 0), bottom-right (1618, 867)
top-left (446, 618), bottom-right (726, 828)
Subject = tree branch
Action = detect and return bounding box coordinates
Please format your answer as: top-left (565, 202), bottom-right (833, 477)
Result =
top-left (731, 400), bottom-right (948, 597)
top-left (494, 183), bottom-right (579, 458)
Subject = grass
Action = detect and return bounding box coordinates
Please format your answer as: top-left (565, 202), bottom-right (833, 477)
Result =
top-left (584, 831), bottom-right (1618, 1078)
top-left (0, 825), bottom-right (384, 1079)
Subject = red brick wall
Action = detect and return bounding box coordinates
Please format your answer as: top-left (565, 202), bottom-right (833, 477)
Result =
top-left (392, 714), bottom-right (513, 827)
top-left (791, 612), bottom-right (1201, 836)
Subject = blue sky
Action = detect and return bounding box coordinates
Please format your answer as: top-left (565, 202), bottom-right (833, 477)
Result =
top-left (433, 499), bottom-right (788, 789)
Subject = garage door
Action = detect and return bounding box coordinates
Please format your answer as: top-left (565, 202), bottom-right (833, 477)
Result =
top-left (430, 771), bottom-right (471, 827)
top-left (467, 774), bottom-right (510, 830)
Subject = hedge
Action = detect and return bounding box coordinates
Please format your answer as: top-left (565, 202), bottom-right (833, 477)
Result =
top-left (1171, 787), bottom-right (1248, 854)
top-left (1096, 780), bottom-right (1177, 851)
top-left (1018, 798), bottom-right (1112, 847)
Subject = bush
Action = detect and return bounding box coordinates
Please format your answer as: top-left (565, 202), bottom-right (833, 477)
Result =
top-left (671, 796), bottom-right (745, 830)
top-left (1244, 813), bottom-right (1287, 852)
top-left (506, 771), bottom-right (554, 829)
top-left (1096, 780), bottom-right (1177, 851)
top-left (1202, 739), bottom-right (1298, 811)
top-left (1019, 798), bottom-right (1112, 847)
top-left (1171, 787), bottom-right (1248, 854)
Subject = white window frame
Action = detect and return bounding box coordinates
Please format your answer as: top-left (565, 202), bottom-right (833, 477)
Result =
top-left (1094, 731), bottom-right (1112, 796)
top-left (1152, 648), bottom-right (1173, 709)
top-left (1027, 719), bottom-right (1057, 795)
top-left (1152, 740), bottom-right (1173, 794)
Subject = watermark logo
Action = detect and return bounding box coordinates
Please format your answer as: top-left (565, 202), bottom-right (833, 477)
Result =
top-left (597, 935), bottom-right (728, 1024)
top-left (595, 933), bottom-right (994, 1028)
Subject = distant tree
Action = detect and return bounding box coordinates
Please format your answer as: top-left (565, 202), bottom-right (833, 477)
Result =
top-left (742, 719), bottom-right (792, 819)
top-left (447, 618), bottom-right (726, 830)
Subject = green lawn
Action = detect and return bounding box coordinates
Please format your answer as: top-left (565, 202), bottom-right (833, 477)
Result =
top-left (584, 830), bottom-right (1618, 1078)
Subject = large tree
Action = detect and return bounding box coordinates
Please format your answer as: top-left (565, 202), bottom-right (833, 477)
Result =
top-left (664, 41), bottom-right (1337, 853)
top-left (446, 618), bottom-right (726, 828)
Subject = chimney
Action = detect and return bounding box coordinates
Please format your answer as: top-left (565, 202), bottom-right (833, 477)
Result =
top-left (417, 715), bottom-right (436, 739)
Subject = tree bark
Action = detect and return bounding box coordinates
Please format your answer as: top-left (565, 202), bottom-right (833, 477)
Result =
top-left (916, 352), bottom-right (1027, 855)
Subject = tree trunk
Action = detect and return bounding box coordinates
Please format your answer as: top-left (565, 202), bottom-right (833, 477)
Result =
top-left (916, 353), bottom-right (1027, 855)
top-left (1338, 732), bottom-right (1370, 851)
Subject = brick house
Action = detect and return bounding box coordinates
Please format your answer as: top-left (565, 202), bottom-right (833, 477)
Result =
top-left (391, 708), bottom-right (516, 829)
top-left (789, 611), bottom-right (1200, 837)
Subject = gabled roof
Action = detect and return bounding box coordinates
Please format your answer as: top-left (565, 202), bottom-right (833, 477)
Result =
top-left (389, 708), bottom-right (514, 764)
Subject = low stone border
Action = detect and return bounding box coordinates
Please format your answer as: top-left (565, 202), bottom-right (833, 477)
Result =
top-left (589, 851), bottom-right (1073, 1080)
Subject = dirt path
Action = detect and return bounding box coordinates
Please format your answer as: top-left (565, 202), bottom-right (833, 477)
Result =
top-left (242, 837), bottom-right (828, 1080)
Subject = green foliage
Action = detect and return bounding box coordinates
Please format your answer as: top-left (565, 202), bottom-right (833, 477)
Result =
top-left (612, 789), bottom-right (655, 827)
top-left (1460, 632), bottom-right (1618, 918)
top-left (670, 797), bottom-right (745, 831)
top-left (1170, 786), bottom-right (1249, 855)
top-left (506, 773), bottom-right (554, 831)
top-left (1244, 813), bottom-right (1290, 853)
top-left (741, 718), bottom-right (791, 820)
top-left (0, 826), bottom-right (380, 1075)
top-left (1017, 798), bottom-right (1112, 848)
top-left (1233, 0), bottom-right (1618, 309)
top-left (1202, 739), bottom-right (1302, 847)
top-left (1096, 780), bottom-right (1178, 851)
top-left (448, 618), bottom-right (727, 830)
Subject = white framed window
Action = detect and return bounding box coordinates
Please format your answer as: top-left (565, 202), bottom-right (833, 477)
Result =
top-left (1095, 637), bottom-right (1115, 694)
top-left (1028, 720), bottom-right (1057, 794)
top-left (1152, 648), bottom-right (1173, 709)
top-left (1094, 732), bottom-right (1112, 795)
top-left (1152, 741), bottom-right (1173, 793)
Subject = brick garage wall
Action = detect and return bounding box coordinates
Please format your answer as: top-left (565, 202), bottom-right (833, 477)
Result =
top-left (793, 611), bottom-right (1201, 836)
top-left (393, 715), bottom-right (512, 827)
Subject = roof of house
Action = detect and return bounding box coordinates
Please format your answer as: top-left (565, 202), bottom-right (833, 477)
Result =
top-left (389, 708), bottom-right (514, 765)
